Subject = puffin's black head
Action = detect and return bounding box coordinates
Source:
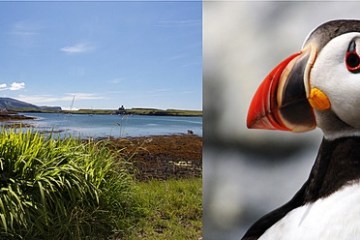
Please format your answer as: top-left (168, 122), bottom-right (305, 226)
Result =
top-left (247, 19), bottom-right (360, 139)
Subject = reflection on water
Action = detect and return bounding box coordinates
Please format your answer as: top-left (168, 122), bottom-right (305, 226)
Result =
top-left (3, 112), bottom-right (202, 138)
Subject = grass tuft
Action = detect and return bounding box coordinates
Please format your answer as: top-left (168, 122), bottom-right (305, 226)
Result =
top-left (0, 130), bottom-right (141, 239)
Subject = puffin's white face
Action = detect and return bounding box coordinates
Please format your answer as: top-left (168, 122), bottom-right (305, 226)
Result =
top-left (311, 32), bottom-right (360, 129)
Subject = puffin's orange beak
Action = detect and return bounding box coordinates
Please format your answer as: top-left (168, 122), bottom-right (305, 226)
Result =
top-left (247, 46), bottom-right (317, 132)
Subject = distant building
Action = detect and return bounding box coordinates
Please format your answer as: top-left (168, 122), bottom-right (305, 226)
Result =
top-left (116, 105), bottom-right (127, 115)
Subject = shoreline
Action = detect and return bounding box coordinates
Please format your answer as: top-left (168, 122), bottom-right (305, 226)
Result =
top-left (0, 113), bottom-right (35, 121)
top-left (105, 134), bottom-right (202, 181)
top-left (0, 112), bottom-right (202, 137)
top-left (22, 108), bottom-right (203, 117)
top-left (0, 113), bottom-right (203, 180)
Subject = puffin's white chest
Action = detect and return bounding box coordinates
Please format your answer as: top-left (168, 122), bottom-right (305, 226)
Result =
top-left (259, 183), bottom-right (360, 240)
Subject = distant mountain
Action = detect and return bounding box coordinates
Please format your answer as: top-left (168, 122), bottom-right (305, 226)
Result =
top-left (0, 97), bottom-right (61, 112)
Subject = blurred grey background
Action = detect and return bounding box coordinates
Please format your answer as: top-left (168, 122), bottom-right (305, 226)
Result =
top-left (203, 2), bottom-right (360, 239)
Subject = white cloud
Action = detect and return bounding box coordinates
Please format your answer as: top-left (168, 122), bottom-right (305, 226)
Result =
top-left (60, 43), bottom-right (94, 54)
top-left (8, 21), bottom-right (42, 49)
top-left (9, 82), bottom-right (25, 91)
top-left (0, 84), bottom-right (7, 90)
top-left (0, 82), bottom-right (25, 91)
top-left (17, 95), bottom-right (58, 104)
top-left (9, 21), bottom-right (41, 36)
top-left (61, 107), bottom-right (79, 111)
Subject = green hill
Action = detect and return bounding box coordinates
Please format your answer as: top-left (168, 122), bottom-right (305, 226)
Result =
top-left (0, 97), bottom-right (61, 112)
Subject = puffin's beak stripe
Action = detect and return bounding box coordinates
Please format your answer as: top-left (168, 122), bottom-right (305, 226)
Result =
top-left (247, 45), bottom-right (317, 132)
top-left (308, 88), bottom-right (331, 110)
top-left (246, 52), bottom-right (301, 130)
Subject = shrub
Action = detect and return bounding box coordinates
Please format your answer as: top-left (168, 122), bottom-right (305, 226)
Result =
top-left (0, 130), bottom-right (139, 239)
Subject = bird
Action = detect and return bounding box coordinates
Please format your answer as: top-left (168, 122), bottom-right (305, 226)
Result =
top-left (243, 19), bottom-right (360, 240)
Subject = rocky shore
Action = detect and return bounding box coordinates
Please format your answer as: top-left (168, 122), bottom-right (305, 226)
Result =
top-left (0, 113), bottom-right (34, 121)
top-left (107, 134), bottom-right (202, 181)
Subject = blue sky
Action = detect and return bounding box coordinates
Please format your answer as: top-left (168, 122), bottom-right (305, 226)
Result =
top-left (0, 2), bottom-right (202, 110)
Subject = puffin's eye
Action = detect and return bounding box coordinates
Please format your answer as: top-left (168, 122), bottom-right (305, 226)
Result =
top-left (346, 53), bottom-right (360, 69)
top-left (346, 40), bottom-right (360, 73)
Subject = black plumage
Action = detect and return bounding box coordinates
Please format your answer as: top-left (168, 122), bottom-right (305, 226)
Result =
top-left (242, 137), bottom-right (360, 240)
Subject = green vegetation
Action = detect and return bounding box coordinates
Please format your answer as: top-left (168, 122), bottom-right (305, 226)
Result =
top-left (126, 108), bottom-right (202, 116)
top-left (0, 130), bottom-right (142, 239)
top-left (63, 109), bottom-right (115, 115)
top-left (62, 108), bottom-right (202, 117)
top-left (126, 178), bottom-right (202, 240)
top-left (0, 130), bottom-right (202, 239)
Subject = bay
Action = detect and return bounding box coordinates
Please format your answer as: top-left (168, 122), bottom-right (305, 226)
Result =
top-left (12, 112), bottom-right (202, 138)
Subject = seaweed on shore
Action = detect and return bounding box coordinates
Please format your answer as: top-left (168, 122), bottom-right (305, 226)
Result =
top-left (107, 134), bottom-right (202, 181)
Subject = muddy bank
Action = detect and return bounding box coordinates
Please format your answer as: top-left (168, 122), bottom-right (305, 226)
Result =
top-left (107, 134), bottom-right (202, 181)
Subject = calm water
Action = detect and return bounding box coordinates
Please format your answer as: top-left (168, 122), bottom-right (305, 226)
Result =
top-left (11, 112), bottom-right (202, 138)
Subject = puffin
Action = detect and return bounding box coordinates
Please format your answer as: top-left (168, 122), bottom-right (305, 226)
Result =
top-left (243, 19), bottom-right (360, 240)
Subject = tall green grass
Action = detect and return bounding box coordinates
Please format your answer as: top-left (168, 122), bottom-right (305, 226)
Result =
top-left (127, 178), bottom-right (202, 240)
top-left (0, 130), bottom-right (141, 239)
